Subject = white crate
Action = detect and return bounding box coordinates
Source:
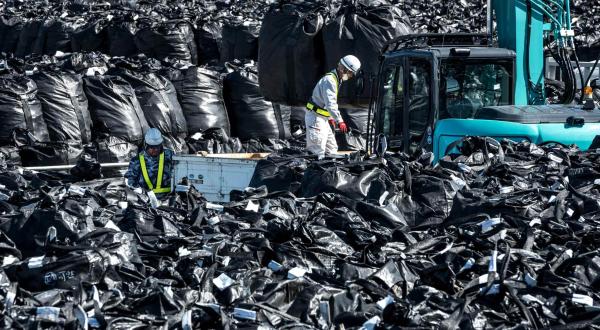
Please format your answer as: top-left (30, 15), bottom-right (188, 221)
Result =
top-left (173, 153), bottom-right (268, 202)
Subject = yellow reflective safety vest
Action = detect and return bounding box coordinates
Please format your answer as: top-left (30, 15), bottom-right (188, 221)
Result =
top-left (139, 152), bottom-right (171, 194)
top-left (306, 72), bottom-right (339, 117)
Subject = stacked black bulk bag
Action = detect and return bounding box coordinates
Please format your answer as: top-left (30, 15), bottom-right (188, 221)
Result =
top-left (0, 75), bottom-right (49, 144)
top-left (336, 107), bottom-right (369, 151)
top-left (32, 67), bottom-right (92, 144)
top-left (195, 20), bottom-right (222, 65)
top-left (0, 16), bottom-right (24, 55)
top-left (220, 20), bottom-right (260, 63)
top-left (162, 65), bottom-right (230, 135)
top-left (32, 17), bottom-right (83, 56)
top-left (135, 19), bottom-right (198, 65)
top-left (322, 0), bottom-right (412, 106)
top-left (108, 60), bottom-right (188, 150)
top-left (223, 64), bottom-right (290, 140)
top-left (83, 75), bottom-right (149, 143)
top-left (70, 16), bottom-right (109, 53)
top-left (107, 17), bottom-right (138, 57)
top-left (15, 19), bottom-right (44, 58)
top-left (258, 2), bottom-right (326, 105)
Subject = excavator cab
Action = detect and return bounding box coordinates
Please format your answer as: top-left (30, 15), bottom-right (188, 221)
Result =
top-left (373, 35), bottom-right (516, 156)
top-left (370, 34), bottom-right (600, 161)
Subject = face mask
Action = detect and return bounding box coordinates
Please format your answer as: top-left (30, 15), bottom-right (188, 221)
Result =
top-left (342, 73), bottom-right (350, 81)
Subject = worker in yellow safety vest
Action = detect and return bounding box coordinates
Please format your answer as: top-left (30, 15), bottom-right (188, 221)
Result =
top-left (125, 128), bottom-right (173, 196)
top-left (305, 55), bottom-right (361, 158)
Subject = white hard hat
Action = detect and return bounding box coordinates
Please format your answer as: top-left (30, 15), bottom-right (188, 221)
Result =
top-left (144, 128), bottom-right (163, 146)
top-left (339, 55), bottom-right (361, 74)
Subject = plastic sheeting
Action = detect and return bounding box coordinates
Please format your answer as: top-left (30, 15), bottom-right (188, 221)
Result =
top-left (83, 75), bottom-right (149, 143)
top-left (162, 65), bottom-right (230, 135)
top-left (0, 75), bottom-right (49, 144)
top-left (32, 68), bottom-right (92, 144)
top-left (224, 64), bottom-right (290, 141)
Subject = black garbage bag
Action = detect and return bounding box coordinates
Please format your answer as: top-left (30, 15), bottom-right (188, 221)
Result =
top-left (0, 16), bottom-right (24, 55)
top-left (224, 65), bottom-right (290, 140)
top-left (15, 19), bottom-right (44, 58)
top-left (336, 130), bottom-right (366, 151)
top-left (162, 66), bottom-right (230, 135)
top-left (135, 19), bottom-right (198, 65)
top-left (18, 141), bottom-right (83, 167)
top-left (220, 20), bottom-right (260, 63)
top-left (109, 65), bottom-right (187, 139)
top-left (6, 251), bottom-right (107, 291)
top-left (83, 75), bottom-right (149, 143)
top-left (70, 17), bottom-right (109, 53)
top-left (0, 75), bottom-right (49, 144)
top-left (32, 18), bottom-right (82, 56)
top-left (290, 106), bottom-right (307, 131)
top-left (300, 161), bottom-right (395, 200)
top-left (195, 20), bottom-right (222, 65)
top-left (119, 205), bottom-right (182, 244)
top-left (322, 1), bottom-right (412, 106)
top-left (340, 107), bottom-right (369, 133)
top-left (32, 68), bottom-right (92, 144)
top-left (258, 2), bottom-right (326, 105)
top-left (186, 128), bottom-right (243, 154)
top-left (70, 153), bottom-right (101, 181)
top-left (84, 136), bottom-right (138, 163)
top-left (107, 18), bottom-right (138, 57)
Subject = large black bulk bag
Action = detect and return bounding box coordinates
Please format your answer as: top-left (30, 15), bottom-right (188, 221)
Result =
top-left (0, 16), bottom-right (24, 55)
top-left (135, 20), bottom-right (198, 65)
top-left (110, 67), bottom-right (187, 138)
top-left (32, 69), bottom-right (92, 144)
top-left (33, 18), bottom-right (82, 56)
top-left (0, 75), bottom-right (49, 144)
top-left (195, 21), bottom-right (222, 65)
top-left (340, 107), bottom-right (369, 133)
top-left (70, 17), bottom-right (109, 53)
top-left (162, 66), bottom-right (230, 135)
top-left (258, 3), bottom-right (325, 105)
top-left (224, 66), bottom-right (290, 140)
top-left (322, 1), bottom-right (412, 106)
top-left (15, 19), bottom-right (43, 58)
top-left (220, 21), bottom-right (260, 63)
top-left (107, 19), bottom-right (138, 57)
top-left (83, 75), bottom-right (149, 143)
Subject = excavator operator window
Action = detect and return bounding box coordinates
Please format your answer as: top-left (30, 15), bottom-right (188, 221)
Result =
top-left (440, 60), bottom-right (513, 119)
top-left (379, 65), bottom-right (403, 149)
top-left (407, 58), bottom-right (432, 153)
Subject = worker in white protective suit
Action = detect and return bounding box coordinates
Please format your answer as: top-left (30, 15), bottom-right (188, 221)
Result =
top-left (305, 55), bottom-right (361, 158)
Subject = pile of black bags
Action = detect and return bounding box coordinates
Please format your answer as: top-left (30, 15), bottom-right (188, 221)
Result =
top-left (0, 137), bottom-right (600, 328)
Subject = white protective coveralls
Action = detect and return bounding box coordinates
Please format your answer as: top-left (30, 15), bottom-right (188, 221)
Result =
top-left (305, 70), bottom-right (342, 158)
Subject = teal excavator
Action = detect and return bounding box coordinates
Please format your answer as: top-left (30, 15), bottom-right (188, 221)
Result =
top-left (367, 0), bottom-right (600, 160)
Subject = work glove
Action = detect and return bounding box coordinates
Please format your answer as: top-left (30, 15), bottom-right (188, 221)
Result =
top-left (133, 187), bottom-right (143, 195)
top-left (338, 122), bottom-right (348, 133)
top-left (328, 118), bottom-right (336, 129)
